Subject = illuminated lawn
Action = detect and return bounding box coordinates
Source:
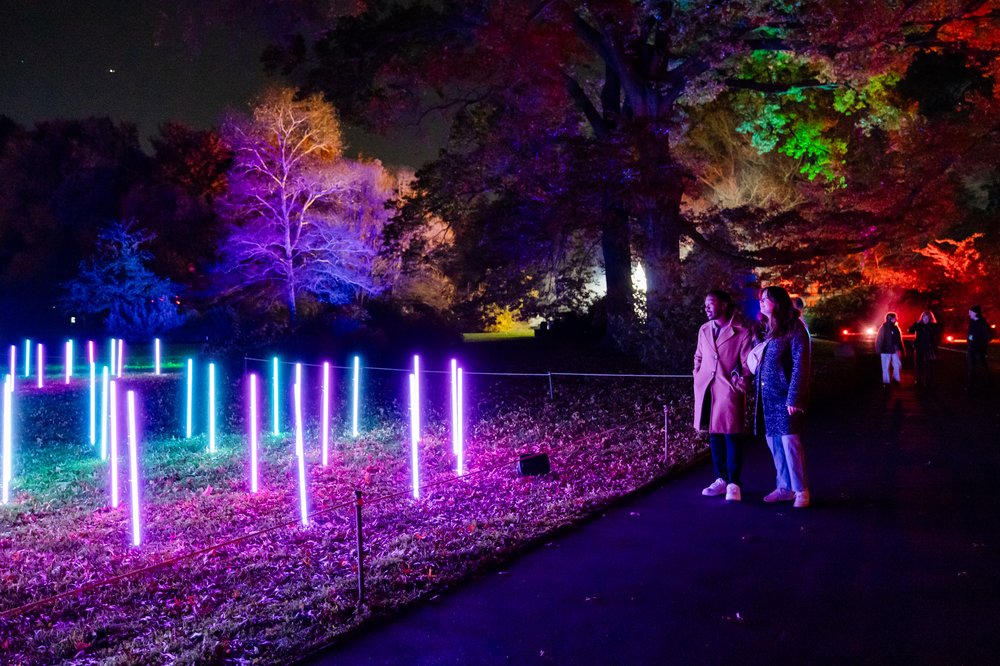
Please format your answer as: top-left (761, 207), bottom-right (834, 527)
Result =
top-left (0, 365), bottom-right (700, 664)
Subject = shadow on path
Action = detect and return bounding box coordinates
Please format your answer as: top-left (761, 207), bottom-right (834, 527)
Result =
top-left (302, 349), bottom-right (1000, 664)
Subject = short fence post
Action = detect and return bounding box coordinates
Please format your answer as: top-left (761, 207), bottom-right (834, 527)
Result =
top-left (548, 372), bottom-right (554, 400)
top-left (663, 405), bottom-right (670, 464)
top-left (354, 490), bottom-right (366, 609)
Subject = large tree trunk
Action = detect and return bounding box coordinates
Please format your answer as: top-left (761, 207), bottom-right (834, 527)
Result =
top-left (287, 272), bottom-right (298, 326)
top-left (600, 194), bottom-right (634, 347)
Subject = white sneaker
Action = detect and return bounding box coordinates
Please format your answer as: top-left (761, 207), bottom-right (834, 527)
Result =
top-left (763, 488), bottom-right (796, 503)
top-left (725, 483), bottom-right (741, 502)
top-left (794, 490), bottom-right (810, 508)
top-left (702, 478), bottom-right (727, 496)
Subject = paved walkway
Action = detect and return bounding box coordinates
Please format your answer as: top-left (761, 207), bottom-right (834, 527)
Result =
top-left (304, 348), bottom-right (999, 664)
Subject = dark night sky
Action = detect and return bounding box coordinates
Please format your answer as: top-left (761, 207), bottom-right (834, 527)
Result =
top-left (0, 0), bottom-right (437, 166)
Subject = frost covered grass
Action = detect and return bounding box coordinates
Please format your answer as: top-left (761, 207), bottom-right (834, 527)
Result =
top-left (0, 355), bottom-right (703, 664)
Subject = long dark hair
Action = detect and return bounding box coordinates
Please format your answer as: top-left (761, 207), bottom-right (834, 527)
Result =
top-left (759, 286), bottom-right (800, 339)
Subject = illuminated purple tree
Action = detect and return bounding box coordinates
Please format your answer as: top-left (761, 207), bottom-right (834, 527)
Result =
top-left (219, 87), bottom-right (395, 324)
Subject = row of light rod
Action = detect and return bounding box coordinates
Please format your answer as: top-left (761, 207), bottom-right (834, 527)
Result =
top-left (8, 337), bottom-right (165, 386)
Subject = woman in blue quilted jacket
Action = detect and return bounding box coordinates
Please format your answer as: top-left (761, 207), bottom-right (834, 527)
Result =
top-left (754, 286), bottom-right (812, 508)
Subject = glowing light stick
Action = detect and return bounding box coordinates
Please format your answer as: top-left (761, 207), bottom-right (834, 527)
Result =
top-left (100, 366), bottom-right (109, 460)
top-left (110, 379), bottom-right (119, 508)
top-left (249, 374), bottom-right (258, 493)
top-left (208, 362), bottom-right (216, 453)
top-left (126, 390), bottom-right (141, 547)
top-left (87, 340), bottom-right (94, 365)
top-left (293, 381), bottom-right (309, 526)
top-left (117, 339), bottom-right (124, 377)
top-left (321, 361), bottom-right (330, 466)
top-left (451, 359), bottom-right (459, 455)
top-left (272, 357), bottom-right (280, 435)
top-left (110, 339), bottom-right (116, 379)
top-left (409, 373), bottom-right (420, 499)
top-left (457, 367), bottom-right (464, 475)
top-left (36, 344), bottom-right (43, 389)
top-left (65, 340), bottom-right (73, 384)
top-left (185, 359), bottom-right (193, 439)
top-left (89, 362), bottom-right (96, 445)
top-left (352, 356), bottom-right (360, 437)
top-left (413, 355), bottom-right (421, 444)
top-left (154, 338), bottom-right (161, 375)
top-left (24, 339), bottom-right (31, 378)
top-left (8, 346), bottom-right (15, 382)
top-left (2, 375), bottom-right (12, 504)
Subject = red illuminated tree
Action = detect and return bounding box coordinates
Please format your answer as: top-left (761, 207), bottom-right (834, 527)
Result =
top-left (270, 0), bottom-right (999, 350)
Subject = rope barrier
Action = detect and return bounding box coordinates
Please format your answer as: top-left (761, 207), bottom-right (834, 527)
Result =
top-left (243, 356), bottom-right (691, 380)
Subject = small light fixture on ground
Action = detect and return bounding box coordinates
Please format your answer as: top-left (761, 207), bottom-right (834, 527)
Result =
top-left (322, 361), bottom-right (330, 466)
top-left (126, 390), bottom-right (142, 547)
top-left (116, 339), bottom-right (124, 377)
top-left (110, 339), bottom-right (116, 379)
top-left (409, 372), bottom-right (420, 499)
top-left (249, 373), bottom-right (259, 493)
top-left (8, 345), bottom-right (15, 383)
top-left (87, 340), bottom-right (94, 365)
top-left (185, 359), bottom-right (193, 439)
top-left (293, 382), bottom-right (309, 526)
top-left (154, 338), bottom-right (161, 375)
top-left (352, 356), bottom-right (360, 437)
top-left (36, 344), bottom-right (43, 389)
top-left (208, 362), bottom-right (216, 453)
top-left (24, 339), bottom-right (31, 378)
top-left (110, 379), bottom-right (119, 508)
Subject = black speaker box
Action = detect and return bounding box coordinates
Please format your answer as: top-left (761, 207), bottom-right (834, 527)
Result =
top-left (517, 453), bottom-right (550, 476)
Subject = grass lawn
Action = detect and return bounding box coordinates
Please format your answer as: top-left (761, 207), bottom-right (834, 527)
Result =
top-left (0, 345), bottom-right (702, 664)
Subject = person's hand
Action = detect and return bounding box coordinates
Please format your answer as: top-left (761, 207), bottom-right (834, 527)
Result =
top-left (787, 405), bottom-right (805, 415)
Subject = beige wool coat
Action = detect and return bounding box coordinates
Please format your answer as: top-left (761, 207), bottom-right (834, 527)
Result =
top-left (693, 318), bottom-right (755, 433)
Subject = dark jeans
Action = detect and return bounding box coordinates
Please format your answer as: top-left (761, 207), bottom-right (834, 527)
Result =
top-left (914, 349), bottom-right (935, 386)
top-left (967, 351), bottom-right (992, 388)
top-left (709, 433), bottom-right (744, 485)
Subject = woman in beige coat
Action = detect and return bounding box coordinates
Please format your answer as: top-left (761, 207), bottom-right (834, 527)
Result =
top-left (693, 290), bottom-right (755, 501)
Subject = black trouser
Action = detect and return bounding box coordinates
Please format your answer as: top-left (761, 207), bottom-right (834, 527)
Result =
top-left (709, 433), bottom-right (744, 485)
top-left (967, 350), bottom-right (992, 388)
top-left (914, 349), bottom-right (935, 386)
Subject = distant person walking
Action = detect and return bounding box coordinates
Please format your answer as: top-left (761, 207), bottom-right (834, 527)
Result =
top-left (875, 312), bottom-right (905, 386)
top-left (693, 290), bottom-right (755, 502)
top-left (908, 311), bottom-right (940, 387)
top-left (753, 286), bottom-right (812, 508)
top-left (967, 305), bottom-right (994, 390)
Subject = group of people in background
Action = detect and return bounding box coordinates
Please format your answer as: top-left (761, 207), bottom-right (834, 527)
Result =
top-left (692, 286), bottom-right (811, 508)
top-left (693, 289), bottom-right (995, 511)
top-left (875, 305), bottom-right (993, 390)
